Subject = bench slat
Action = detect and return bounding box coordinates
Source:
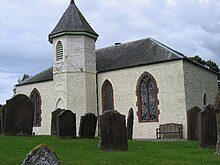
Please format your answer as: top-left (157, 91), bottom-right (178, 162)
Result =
top-left (156, 123), bottom-right (183, 139)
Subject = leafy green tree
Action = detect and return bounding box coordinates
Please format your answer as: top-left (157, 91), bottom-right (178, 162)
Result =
top-left (189, 55), bottom-right (206, 66)
top-left (189, 55), bottom-right (220, 90)
top-left (17, 74), bottom-right (30, 84)
top-left (13, 74), bottom-right (30, 94)
top-left (189, 55), bottom-right (220, 79)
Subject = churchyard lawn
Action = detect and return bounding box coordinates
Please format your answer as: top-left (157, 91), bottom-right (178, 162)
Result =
top-left (0, 135), bottom-right (219, 165)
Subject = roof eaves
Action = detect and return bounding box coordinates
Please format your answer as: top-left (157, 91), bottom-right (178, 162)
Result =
top-left (184, 57), bottom-right (219, 75)
top-left (49, 31), bottom-right (98, 43)
top-left (97, 58), bottom-right (183, 73)
top-left (16, 79), bottom-right (53, 87)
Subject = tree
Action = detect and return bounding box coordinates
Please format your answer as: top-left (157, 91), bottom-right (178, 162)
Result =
top-left (189, 55), bottom-right (220, 80)
top-left (189, 55), bottom-right (206, 66)
top-left (17, 74), bottom-right (30, 84)
top-left (13, 74), bottom-right (30, 94)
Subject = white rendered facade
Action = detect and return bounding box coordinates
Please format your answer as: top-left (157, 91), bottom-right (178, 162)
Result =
top-left (15, 1), bottom-right (218, 138)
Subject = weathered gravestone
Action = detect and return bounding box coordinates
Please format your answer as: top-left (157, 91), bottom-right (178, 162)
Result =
top-left (5, 94), bottom-right (34, 136)
top-left (187, 106), bottom-right (201, 140)
top-left (0, 105), bottom-right (3, 134)
top-left (51, 108), bottom-right (64, 135)
top-left (198, 104), bottom-right (217, 148)
top-left (57, 110), bottom-right (76, 139)
top-left (214, 91), bottom-right (220, 154)
top-left (22, 143), bottom-right (61, 165)
top-left (127, 108), bottom-right (134, 140)
top-left (0, 104), bottom-right (3, 134)
top-left (100, 110), bottom-right (128, 151)
top-left (0, 105), bottom-right (5, 134)
top-left (79, 113), bottom-right (97, 138)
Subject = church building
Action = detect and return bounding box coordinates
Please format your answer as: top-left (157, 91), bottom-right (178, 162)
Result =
top-left (16, 0), bottom-right (218, 139)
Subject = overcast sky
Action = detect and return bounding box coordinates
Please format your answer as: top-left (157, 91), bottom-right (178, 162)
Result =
top-left (0, 0), bottom-right (220, 104)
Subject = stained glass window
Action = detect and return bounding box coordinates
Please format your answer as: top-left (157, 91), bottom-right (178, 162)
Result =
top-left (137, 72), bottom-right (158, 122)
top-left (102, 80), bottom-right (114, 112)
top-left (30, 88), bottom-right (42, 127)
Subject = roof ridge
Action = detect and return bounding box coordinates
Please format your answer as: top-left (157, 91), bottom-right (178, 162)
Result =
top-left (149, 37), bottom-right (186, 59)
top-left (96, 37), bottom-right (151, 51)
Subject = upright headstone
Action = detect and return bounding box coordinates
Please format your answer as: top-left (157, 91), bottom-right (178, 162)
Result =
top-left (79, 113), bottom-right (97, 138)
top-left (127, 108), bottom-right (134, 140)
top-left (0, 105), bottom-right (5, 134)
top-left (57, 110), bottom-right (76, 139)
top-left (214, 91), bottom-right (220, 154)
top-left (22, 143), bottom-right (61, 165)
top-left (5, 94), bottom-right (34, 136)
top-left (187, 106), bottom-right (201, 140)
top-left (198, 104), bottom-right (217, 148)
top-left (0, 105), bottom-right (2, 134)
top-left (51, 108), bottom-right (64, 135)
top-left (100, 110), bottom-right (128, 151)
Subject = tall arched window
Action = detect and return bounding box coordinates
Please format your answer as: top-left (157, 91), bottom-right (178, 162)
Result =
top-left (30, 88), bottom-right (42, 127)
top-left (56, 41), bottom-right (63, 61)
top-left (136, 72), bottom-right (159, 122)
top-left (102, 80), bottom-right (114, 112)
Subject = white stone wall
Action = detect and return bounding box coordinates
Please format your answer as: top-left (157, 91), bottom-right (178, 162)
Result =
top-left (52, 35), bottom-right (97, 135)
top-left (183, 60), bottom-right (218, 110)
top-left (16, 81), bottom-right (54, 135)
top-left (97, 60), bottom-right (187, 139)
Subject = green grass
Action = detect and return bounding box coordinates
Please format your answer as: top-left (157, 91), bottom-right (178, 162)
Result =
top-left (0, 136), bottom-right (219, 165)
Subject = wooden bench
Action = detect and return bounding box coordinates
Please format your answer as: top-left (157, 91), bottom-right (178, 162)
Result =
top-left (156, 123), bottom-right (183, 139)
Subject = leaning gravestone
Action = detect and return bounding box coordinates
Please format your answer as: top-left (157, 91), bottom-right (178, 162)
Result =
top-left (22, 143), bottom-right (61, 165)
top-left (214, 91), bottom-right (220, 154)
top-left (79, 113), bottom-right (97, 138)
top-left (187, 106), bottom-right (201, 140)
top-left (100, 110), bottom-right (128, 151)
top-left (198, 104), bottom-right (217, 148)
top-left (0, 105), bottom-right (6, 134)
top-left (57, 110), bottom-right (76, 139)
top-left (127, 108), bottom-right (134, 140)
top-left (51, 108), bottom-right (64, 135)
top-left (5, 94), bottom-right (34, 136)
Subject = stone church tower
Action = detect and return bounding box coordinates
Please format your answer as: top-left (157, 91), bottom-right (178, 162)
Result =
top-left (48, 0), bottom-right (99, 118)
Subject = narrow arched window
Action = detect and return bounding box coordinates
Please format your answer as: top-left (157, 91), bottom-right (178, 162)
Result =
top-left (30, 88), bottom-right (42, 127)
top-left (56, 41), bottom-right (63, 61)
top-left (203, 93), bottom-right (207, 106)
top-left (136, 72), bottom-right (159, 122)
top-left (102, 80), bottom-right (114, 112)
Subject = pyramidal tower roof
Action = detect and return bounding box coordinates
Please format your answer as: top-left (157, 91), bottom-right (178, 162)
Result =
top-left (49, 0), bottom-right (98, 43)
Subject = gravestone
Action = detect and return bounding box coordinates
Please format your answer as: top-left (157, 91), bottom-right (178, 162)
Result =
top-left (127, 108), bottom-right (134, 140)
top-left (187, 106), bottom-right (201, 140)
top-left (57, 110), bottom-right (76, 139)
top-left (0, 105), bottom-right (2, 134)
top-left (198, 104), bottom-right (217, 148)
top-left (51, 108), bottom-right (64, 135)
top-left (0, 105), bottom-right (6, 134)
top-left (214, 91), bottom-right (220, 154)
top-left (5, 94), bottom-right (34, 136)
top-left (100, 110), bottom-right (128, 151)
top-left (22, 143), bottom-right (61, 165)
top-left (79, 113), bottom-right (97, 138)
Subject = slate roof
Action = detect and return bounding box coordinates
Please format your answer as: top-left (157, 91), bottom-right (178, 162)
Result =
top-left (48, 0), bottom-right (98, 43)
top-left (16, 37), bottom-right (218, 86)
top-left (96, 37), bottom-right (186, 72)
top-left (16, 67), bottom-right (53, 86)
